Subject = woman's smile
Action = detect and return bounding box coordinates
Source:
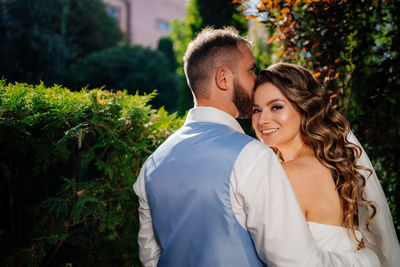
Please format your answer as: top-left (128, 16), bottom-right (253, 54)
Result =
top-left (260, 128), bottom-right (279, 136)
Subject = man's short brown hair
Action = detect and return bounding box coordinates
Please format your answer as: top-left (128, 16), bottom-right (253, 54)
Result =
top-left (183, 27), bottom-right (250, 99)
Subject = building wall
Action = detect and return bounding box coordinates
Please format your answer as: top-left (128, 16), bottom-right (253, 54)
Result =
top-left (103, 0), bottom-right (186, 48)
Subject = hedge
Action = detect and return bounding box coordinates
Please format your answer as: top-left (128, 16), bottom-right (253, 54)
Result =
top-left (0, 81), bottom-right (183, 265)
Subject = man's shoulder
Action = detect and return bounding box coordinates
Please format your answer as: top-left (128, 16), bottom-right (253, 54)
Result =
top-left (232, 139), bottom-right (282, 189)
top-left (237, 139), bottom-right (276, 163)
top-left (241, 138), bottom-right (273, 153)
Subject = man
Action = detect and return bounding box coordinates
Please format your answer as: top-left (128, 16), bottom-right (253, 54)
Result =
top-left (134, 27), bottom-right (380, 266)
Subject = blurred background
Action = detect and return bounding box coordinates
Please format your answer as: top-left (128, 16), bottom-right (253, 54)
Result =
top-left (0, 0), bottom-right (399, 265)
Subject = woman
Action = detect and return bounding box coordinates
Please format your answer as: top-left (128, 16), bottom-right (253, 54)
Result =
top-left (251, 62), bottom-right (400, 266)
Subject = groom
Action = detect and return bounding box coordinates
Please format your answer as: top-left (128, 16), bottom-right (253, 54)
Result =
top-left (134, 27), bottom-right (379, 266)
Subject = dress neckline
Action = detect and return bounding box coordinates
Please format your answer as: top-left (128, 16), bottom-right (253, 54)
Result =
top-left (307, 221), bottom-right (346, 229)
top-left (307, 221), bottom-right (362, 237)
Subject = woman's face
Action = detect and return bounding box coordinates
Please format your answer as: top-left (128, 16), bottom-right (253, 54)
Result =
top-left (252, 82), bottom-right (303, 149)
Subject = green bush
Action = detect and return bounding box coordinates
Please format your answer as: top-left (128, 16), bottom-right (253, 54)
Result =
top-left (0, 81), bottom-right (183, 265)
top-left (157, 37), bottom-right (178, 72)
top-left (63, 46), bottom-right (179, 112)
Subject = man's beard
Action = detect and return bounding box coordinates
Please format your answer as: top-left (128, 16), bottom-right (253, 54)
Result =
top-left (232, 79), bottom-right (253, 119)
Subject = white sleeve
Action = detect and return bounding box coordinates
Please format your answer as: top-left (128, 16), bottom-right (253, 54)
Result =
top-left (133, 158), bottom-right (162, 267)
top-left (235, 140), bottom-right (380, 267)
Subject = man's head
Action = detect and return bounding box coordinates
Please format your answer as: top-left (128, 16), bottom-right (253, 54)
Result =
top-left (183, 27), bottom-right (256, 118)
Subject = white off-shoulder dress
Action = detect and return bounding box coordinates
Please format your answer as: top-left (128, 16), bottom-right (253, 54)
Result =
top-left (307, 221), bottom-right (362, 252)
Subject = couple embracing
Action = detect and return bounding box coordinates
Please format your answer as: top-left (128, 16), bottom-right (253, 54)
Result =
top-left (134, 27), bottom-right (400, 266)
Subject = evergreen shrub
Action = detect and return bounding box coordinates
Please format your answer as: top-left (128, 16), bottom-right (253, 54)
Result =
top-left (0, 81), bottom-right (183, 265)
top-left (63, 46), bottom-right (179, 113)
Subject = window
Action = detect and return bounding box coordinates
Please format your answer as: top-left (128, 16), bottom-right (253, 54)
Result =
top-left (156, 19), bottom-right (170, 31)
top-left (106, 5), bottom-right (120, 22)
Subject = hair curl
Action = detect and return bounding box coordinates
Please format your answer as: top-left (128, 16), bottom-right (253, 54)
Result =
top-left (255, 62), bottom-right (376, 239)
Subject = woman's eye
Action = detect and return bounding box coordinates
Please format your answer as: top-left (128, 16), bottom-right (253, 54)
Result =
top-left (271, 105), bottom-right (283, 111)
top-left (252, 108), bottom-right (261, 114)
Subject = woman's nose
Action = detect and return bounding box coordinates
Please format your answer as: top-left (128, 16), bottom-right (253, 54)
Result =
top-left (258, 109), bottom-right (271, 125)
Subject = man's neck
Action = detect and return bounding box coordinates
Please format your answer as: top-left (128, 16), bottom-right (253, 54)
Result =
top-left (196, 99), bottom-right (238, 119)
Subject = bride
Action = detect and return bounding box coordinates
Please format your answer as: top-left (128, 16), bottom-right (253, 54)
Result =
top-left (251, 62), bottom-right (400, 266)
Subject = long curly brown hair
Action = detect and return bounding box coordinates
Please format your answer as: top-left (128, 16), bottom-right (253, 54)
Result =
top-left (255, 62), bottom-right (376, 239)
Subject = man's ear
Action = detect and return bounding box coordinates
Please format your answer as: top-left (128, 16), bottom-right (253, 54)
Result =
top-left (215, 67), bottom-right (233, 91)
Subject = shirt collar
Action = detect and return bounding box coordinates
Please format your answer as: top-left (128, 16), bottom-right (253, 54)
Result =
top-left (184, 107), bottom-right (245, 134)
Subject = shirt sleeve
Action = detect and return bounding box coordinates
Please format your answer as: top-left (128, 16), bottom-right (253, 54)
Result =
top-left (133, 158), bottom-right (162, 267)
top-left (234, 140), bottom-right (380, 267)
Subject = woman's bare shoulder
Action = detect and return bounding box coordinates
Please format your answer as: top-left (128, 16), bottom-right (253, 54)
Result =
top-left (281, 157), bottom-right (320, 215)
top-left (282, 156), bottom-right (319, 181)
top-left (282, 155), bottom-right (330, 194)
